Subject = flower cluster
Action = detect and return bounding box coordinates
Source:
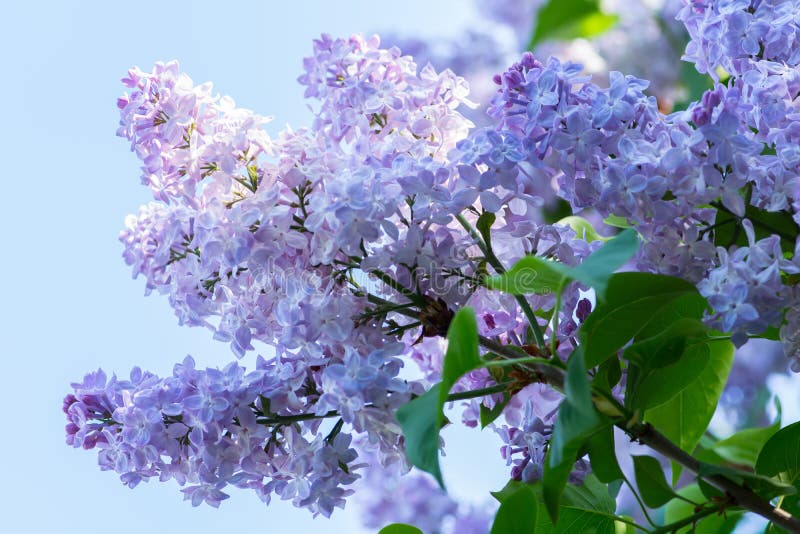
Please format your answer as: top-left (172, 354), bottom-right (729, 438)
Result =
top-left (72, 32), bottom-right (610, 517)
top-left (384, 0), bottom-right (688, 127)
top-left (356, 458), bottom-right (495, 534)
top-left (67, 2), bottom-right (800, 523)
top-left (64, 359), bottom-right (364, 516)
top-left (678, 0), bottom-right (800, 80)
top-left (117, 60), bottom-right (273, 207)
top-left (117, 34), bottom-right (479, 363)
top-left (472, 2), bottom-right (800, 356)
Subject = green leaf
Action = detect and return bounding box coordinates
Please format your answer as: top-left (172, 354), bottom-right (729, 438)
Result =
top-left (594, 355), bottom-right (622, 393)
top-left (440, 306), bottom-right (482, 390)
top-left (665, 484), bottom-right (743, 534)
top-left (614, 518), bottom-right (637, 534)
top-left (707, 422), bottom-right (780, 468)
top-left (536, 500), bottom-right (617, 533)
top-left (603, 215), bottom-right (630, 229)
top-left (486, 229), bottom-right (639, 300)
top-left (492, 479), bottom-right (527, 503)
top-left (477, 211), bottom-right (496, 250)
top-left (759, 325), bottom-right (781, 341)
top-left (485, 255), bottom-right (570, 295)
top-left (480, 391), bottom-right (512, 428)
top-left (543, 350), bottom-right (608, 522)
top-left (623, 317), bottom-right (707, 370)
top-left (624, 293), bottom-right (711, 412)
top-left (396, 307), bottom-right (482, 488)
top-left (698, 462), bottom-right (797, 498)
top-left (756, 421), bottom-right (800, 483)
top-left (509, 477), bottom-right (626, 533)
top-left (535, 475), bottom-right (617, 533)
top-left (645, 340), bottom-right (734, 484)
top-left (586, 425), bottom-right (623, 483)
top-left (627, 338), bottom-right (710, 412)
top-left (557, 215), bottom-right (609, 243)
top-left (395, 385), bottom-right (444, 486)
top-left (378, 524), bottom-right (423, 534)
top-left (638, 293), bottom-right (709, 341)
top-left (564, 475), bottom-right (616, 514)
top-left (632, 455), bottom-right (678, 508)
top-left (529, 0), bottom-right (618, 48)
top-left (491, 484), bottom-right (538, 534)
top-left (579, 273), bottom-right (704, 368)
top-left (569, 229), bottom-right (639, 300)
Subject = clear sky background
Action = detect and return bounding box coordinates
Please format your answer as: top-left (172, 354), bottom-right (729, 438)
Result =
top-left (0, 2), bottom-right (514, 533)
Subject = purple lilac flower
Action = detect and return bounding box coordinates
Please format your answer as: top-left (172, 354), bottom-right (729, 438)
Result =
top-left (355, 448), bottom-right (496, 534)
top-left (475, 43), bottom-right (799, 357)
top-left (678, 0), bottom-right (800, 79)
top-left (64, 358), bottom-right (371, 516)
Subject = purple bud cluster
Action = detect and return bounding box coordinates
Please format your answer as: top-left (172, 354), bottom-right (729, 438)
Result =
top-left (384, 0), bottom-right (689, 127)
top-left (117, 60), bottom-right (273, 207)
top-left (698, 220), bottom-right (788, 345)
top-left (492, 382), bottom-right (599, 487)
top-left (781, 296), bottom-right (800, 372)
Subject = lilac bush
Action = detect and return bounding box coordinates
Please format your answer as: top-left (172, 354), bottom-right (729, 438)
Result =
top-left (65, 2), bottom-right (800, 532)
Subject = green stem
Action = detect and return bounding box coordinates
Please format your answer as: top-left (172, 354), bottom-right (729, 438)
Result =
top-left (479, 335), bottom-right (567, 378)
top-left (614, 516), bottom-right (651, 533)
top-left (257, 410), bottom-right (341, 426)
top-left (516, 296), bottom-right (546, 349)
top-left (257, 384), bottom-right (515, 426)
top-left (675, 494), bottom-right (701, 507)
top-left (446, 382), bottom-right (514, 401)
top-left (369, 269), bottom-right (426, 306)
top-left (622, 474), bottom-right (658, 528)
top-left (551, 290), bottom-right (562, 357)
top-left (484, 356), bottom-right (552, 368)
top-left (356, 291), bottom-right (798, 532)
top-left (455, 213), bottom-right (546, 349)
top-left (474, 334), bottom-right (800, 532)
top-left (629, 422), bottom-right (800, 533)
top-left (650, 505), bottom-right (721, 534)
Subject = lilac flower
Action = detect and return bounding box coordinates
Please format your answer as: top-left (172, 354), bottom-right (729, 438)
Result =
top-left (64, 359), bottom-right (364, 517)
top-left (355, 448), bottom-right (496, 534)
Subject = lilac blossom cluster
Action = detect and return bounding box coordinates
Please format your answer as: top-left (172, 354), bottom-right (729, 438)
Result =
top-left (64, 359), bottom-right (365, 515)
top-left (67, 0), bottom-right (800, 521)
top-left (76, 33), bottom-right (600, 518)
top-left (116, 34), bottom-right (477, 362)
top-left (383, 0), bottom-right (688, 128)
top-left (678, 0), bottom-right (800, 80)
top-left (355, 456), bottom-right (495, 534)
top-left (494, 384), bottom-right (587, 485)
top-left (476, 1), bottom-right (800, 360)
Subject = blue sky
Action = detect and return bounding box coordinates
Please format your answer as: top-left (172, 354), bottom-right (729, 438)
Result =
top-left (0, 2), bottom-right (511, 532)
